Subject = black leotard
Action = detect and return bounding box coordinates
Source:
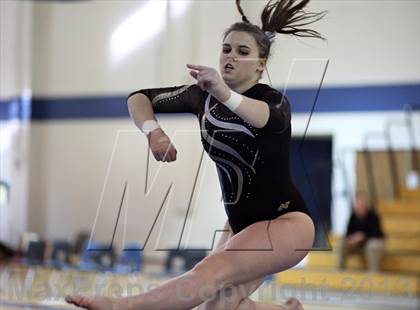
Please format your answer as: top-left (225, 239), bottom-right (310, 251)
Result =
top-left (128, 83), bottom-right (311, 234)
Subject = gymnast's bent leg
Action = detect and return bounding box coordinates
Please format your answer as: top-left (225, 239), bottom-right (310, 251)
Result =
top-left (197, 213), bottom-right (312, 310)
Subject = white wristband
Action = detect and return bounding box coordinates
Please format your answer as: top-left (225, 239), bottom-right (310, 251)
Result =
top-left (141, 120), bottom-right (160, 135)
top-left (222, 90), bottom-right (242, 111)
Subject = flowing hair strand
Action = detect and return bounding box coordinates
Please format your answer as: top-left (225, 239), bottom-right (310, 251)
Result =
top-left (236, 0), bottom-right (251, 23)
top-left (261, 0), bottom-right (327, 40)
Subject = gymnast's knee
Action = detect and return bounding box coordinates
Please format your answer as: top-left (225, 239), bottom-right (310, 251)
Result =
top-left (192, 252), bottom-right (233, 286)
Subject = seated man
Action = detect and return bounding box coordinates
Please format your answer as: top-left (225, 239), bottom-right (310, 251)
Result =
top-left (338, 191), bottom-right (385, 272)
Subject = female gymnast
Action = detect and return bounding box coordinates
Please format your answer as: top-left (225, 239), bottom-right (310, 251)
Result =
top-left (66, 0), bottom-right (326, 309)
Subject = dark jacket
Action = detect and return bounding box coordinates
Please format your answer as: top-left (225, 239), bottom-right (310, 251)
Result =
top-left (346, 208), bottom-right (385, 239)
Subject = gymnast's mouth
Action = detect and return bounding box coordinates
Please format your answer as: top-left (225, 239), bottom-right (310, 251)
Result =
top-left (224, 63), bottom-right (234, 71)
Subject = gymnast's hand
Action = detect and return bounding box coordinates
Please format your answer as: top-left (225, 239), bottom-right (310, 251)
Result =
top-left (187, 63), bottom-right (230, 102)
top-left (148, 128), bottom-right (177, 162)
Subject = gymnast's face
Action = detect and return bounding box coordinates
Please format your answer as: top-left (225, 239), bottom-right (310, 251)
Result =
top-left (220, 31), bottom-right (266, 88)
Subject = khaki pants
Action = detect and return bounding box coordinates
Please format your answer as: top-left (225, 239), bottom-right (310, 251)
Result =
top-left (338, 237), bottom-right (385, 272)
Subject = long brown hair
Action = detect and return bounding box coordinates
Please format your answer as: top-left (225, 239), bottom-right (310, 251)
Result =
top-left (224, 0), bottom-right (327, 61)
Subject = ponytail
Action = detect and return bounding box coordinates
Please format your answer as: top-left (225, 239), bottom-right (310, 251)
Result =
top-left (235, 0), bottom-right (327, 40)
top-left (261, 0), bottom-right (327, 40)
top-left (225, 0), bottom-right (327, 80)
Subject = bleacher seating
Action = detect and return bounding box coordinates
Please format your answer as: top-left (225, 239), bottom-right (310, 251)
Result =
top-left (114, 243), bottom-right (143, 274)
top-left (23, 241), bottom-right (46, 266)
top-left (276, 188), bottom-right (420, 295)
top-left (47, 240), bottom-right (73, 269)
top-left (78, 240), bottom-right (115, 272)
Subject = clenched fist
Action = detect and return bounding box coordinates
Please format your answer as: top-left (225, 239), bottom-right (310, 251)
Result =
top-left (148, 128), bottom-right (177, 162)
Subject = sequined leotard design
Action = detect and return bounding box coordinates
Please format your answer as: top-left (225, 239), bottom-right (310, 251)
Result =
top-left (128, 83), bottom-right (311, 234)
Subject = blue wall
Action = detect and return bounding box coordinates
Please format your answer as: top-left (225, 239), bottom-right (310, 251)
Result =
top-left (1, 83), bottom-right (419, 120)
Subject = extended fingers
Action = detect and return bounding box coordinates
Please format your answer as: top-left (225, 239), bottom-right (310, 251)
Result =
top-left (189, 70), bottom-right (198, 80)
top-left (187, 64), bottom-right (212, 82)
top-left (187, 64), bottom-right (218, 91)
top-left (190, 68), bottom-right (209, 78)
top-left (194, 70), bottom-right (212, 90)
top-left (186, 63), bottom-right (208, 70)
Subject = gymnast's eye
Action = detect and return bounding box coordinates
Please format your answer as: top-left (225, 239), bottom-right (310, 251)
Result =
top-left (239, 50), bottom-right (249, 55)
top-left (222, 47), bottom-right (231, 54)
